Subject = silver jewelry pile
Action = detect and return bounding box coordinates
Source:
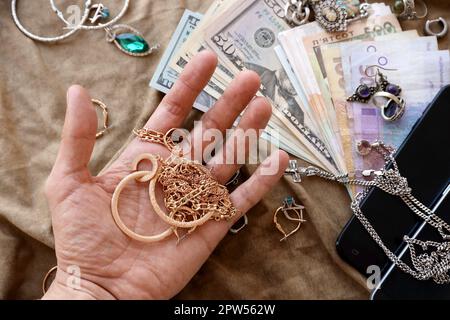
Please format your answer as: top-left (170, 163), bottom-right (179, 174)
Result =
top-left (11, 0), bottom-right (159, 57)
top-left (288, 141), bottom-right (450, 284)
top-left (284, 0), bottom-right (370, 32)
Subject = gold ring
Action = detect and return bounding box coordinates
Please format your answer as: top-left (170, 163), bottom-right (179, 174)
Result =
top-left (42, 266), bottom-right (58, 295)
top-left (91, 99), bottom-right (109, 139)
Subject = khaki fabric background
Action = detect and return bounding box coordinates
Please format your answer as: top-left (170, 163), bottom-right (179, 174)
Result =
top-left (0, 0), bottom-right (448, 300)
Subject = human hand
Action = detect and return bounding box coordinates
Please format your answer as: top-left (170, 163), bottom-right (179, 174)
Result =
top-left (43, 50), bottom-right (289, 300)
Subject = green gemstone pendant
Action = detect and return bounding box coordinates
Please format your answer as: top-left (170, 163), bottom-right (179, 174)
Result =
top-left (105, 24), bottom-right (159, 57)
top-left (116, 33), bottom-right (149, 54)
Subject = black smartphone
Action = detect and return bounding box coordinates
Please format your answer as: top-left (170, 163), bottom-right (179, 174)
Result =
top-left (371, 186), bottom-right (450, 299)
top-left (335, 85), bottom-right (450, 290)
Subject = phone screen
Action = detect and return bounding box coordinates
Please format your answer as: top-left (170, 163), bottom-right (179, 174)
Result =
top-left (372, 187), bottom-right (450, 299)
top-left (336, 85), bottom-right (450, 280)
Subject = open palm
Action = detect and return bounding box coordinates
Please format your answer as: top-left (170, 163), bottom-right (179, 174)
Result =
top-left (43, 51), bottom-right (288, 300)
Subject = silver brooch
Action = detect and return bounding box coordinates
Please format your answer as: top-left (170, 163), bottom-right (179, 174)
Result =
top-left (310, 0), bottom-right (348, 32)
top-left (308, 1), bottom-right (371, 33)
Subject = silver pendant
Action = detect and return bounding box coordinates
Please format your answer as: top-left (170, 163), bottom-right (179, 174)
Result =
top-left (309, 1), bottom-right (371, 33)
top-left (285, 160), bottom-right (302, 183)
top-left (404, 236), bottom-right (450, 284)
top-left (310, 0), bottom-right (348, 32)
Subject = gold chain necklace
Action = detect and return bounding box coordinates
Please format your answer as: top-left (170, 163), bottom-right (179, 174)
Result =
top-left (111, 128), bottom-right (237, 243)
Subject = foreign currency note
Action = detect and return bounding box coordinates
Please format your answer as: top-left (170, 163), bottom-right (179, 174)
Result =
top-left (274, 45), bottom-right (332, 169)
top-left (168, 0), bottom-right (237, 99)
top-left (346, 49), bottom-right (449, 174)
top-left (278, 6), bottom-right (400, 167)
top-left (321, 31), bottom-right (427, 174)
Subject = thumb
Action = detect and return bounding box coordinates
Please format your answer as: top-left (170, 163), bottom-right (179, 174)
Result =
top-left (52, 85), bottom-right (97, 178)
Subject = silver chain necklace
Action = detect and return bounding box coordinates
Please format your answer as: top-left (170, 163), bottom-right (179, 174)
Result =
top-left (290, 141), bottom-right (450, 284)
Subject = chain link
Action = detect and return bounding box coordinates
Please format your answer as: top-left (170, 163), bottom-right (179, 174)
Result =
top-left (297, 140), bottom-right (450, 284)
top-left (284, 0), bottom-right (310, 26)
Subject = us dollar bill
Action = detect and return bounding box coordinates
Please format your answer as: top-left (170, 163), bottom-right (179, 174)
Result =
top-left (150, 10), bottom-right (202, 93)
top-left (149, 10), bottom-right (219, 112)
top-left (149, 9), bottom-right (309, 160)
top-left (204, 0), bottom-right (338, 173)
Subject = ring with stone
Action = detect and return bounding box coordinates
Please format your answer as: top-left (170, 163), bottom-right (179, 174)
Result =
top-left (373, 92), bottom-right (406, 122)
top-left (394, 0), bottom-right (428, 21)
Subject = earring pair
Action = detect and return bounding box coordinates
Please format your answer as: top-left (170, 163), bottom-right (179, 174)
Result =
top-left (347, 66), bottom-right (406, 122)
top-left (273, 196), bottom-right (306, 242)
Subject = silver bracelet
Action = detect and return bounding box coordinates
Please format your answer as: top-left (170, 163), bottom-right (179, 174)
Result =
top-left (11, 0), bottom-right (90, 42)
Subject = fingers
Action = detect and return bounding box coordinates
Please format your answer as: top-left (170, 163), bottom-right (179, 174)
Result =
top-left (195, 150), bottom-right (289, 245)
top-left (145, 50), bottom-right (218, 132)
top-left (189, 71), bottom-right (261, 159)
top-left (52, 85), bottom-right (97, 177)
top-left (200, 70), bottom-right (261, 133)
top-left (229, 150), bottom-right (289, 223)
top-left (207, 97), bottom-right (272, 184)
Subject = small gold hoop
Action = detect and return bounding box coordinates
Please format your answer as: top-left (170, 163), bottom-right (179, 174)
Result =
top-left (273, 206), bottom-right (305, 242)
top-left (131, 153), bottom-right (161, 182)
top-left (111, 162), bottom-right (174, 243)
top-left (42, 265), bottom-right (58, 295)
top-left (91, 99), bottom-right (109, 139)
top-left (164, 128), bottom-right (192, 157)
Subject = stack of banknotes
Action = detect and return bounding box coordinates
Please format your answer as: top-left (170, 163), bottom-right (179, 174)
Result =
top-left (150, 0), bottom-right (450, 184)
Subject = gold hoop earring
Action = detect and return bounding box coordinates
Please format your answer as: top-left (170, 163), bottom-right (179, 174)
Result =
top-left (91, 99), bottom-right (109, 138)
top-left (110, 154), bottom-right (175, 243)
top-left (42, 266), bottom-right (58, 295)
top-left (273, 197), bottom-right (306, 242)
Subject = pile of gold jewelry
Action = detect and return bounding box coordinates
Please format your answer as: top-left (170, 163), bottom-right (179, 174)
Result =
top-left (111, 128), bottom-right (237, 243)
